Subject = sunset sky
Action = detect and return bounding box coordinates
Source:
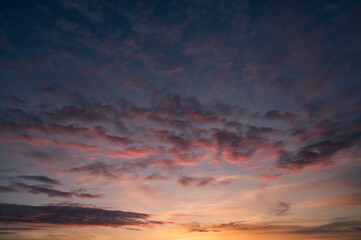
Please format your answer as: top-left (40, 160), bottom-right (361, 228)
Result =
top-left (0, 0), bottom-right (361, 239)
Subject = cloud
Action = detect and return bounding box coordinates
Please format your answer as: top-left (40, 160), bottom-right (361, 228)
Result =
top-left (70, 160), bottom-right (150, 180)
top-left (20, 150), bottom-right (57, 161)
top-left (260, 173), bottom-right (283, 181)
top-left (209, 129), bottom-right (273, 164)
top-left (0, 135), bottom-right (101, 151)
top-left (0, 227), bottom-right (38, 235)
top-left (0, 203), bottom-right (167, 228)
top-left (0, 107), bottom-right (132, 146)
top-left (1, 95), bottom-right (27, 105)
top-left (144, 173), bottom-right (169, 181)
top-left (17, 175), bottom-right (61, 185)
top-left (166, 135), bottom-right (192, 150)
top-left (182, 220), bottom-right (361, 235)
top-left (307, 194), bottom-right (361, 208)
top-left (11, 183), bottom-right (73, 198)
top-left (1, 183), bottom-right (103, 199)
top-left (139, 52), bottom-right (183, 76)
top-left (149, 93), bottom-right (223, 123)
top-left (149, 158), bottom-right (179, 170)
top-left (47, 105), bottom-right (106, 123)
top-left (76, 193), bottom-right (104, 199)
top-left (177, 176), bottom-right (214, 187)
top-left (264, 110), bottom-right (298, 123)
top-left (0, 185), bottom-right (19, 193)
top-left (169, 214), bottom-right (203, 218)
top-left (177, 176), bottom-right (232, 187)
top-left (173, 152), bottom-right (209, 166)
top-left (271, 202), bottom-right (291, 216)
top-left (60, 0), bottom-right (104, 22)
top-left (182, 221), bottom-right (220, 233)
top-left (1, 90), bottom-right (358, 182)
top-left (274, 133), bottom-right (361, 171)
top-left (70, 162), bottom-right (118, 179)
top-left (289, 221), bottom-right (361, 234)
top-left (218, 178), bottom-right (234, 186)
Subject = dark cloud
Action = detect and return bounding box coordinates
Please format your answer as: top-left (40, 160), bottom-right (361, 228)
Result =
top-left (219, 179), bottom-right (233, 186)
top-left (177, 176), bottom-right (231, 187)
top-left (70, 160), bottom-right (149, 179)
top-left (139, 52), bottom-right (183, 76)
top-left (0, 227), bottom-right (38, 235)
top-left (187, 220), bottom-right (361, 235)
top-left (0, 168), bottom-right (18, 174)
top-left (212, 221), bottom-right (277, 231)
top-left (182, 221), bottom-right (221, 233)
top-left (178, 177), bottom-right (214, 187)
top-left (150, 93), bottom-right (222, 123)
top-left (144, 173), bottom-right (169, 181)
top-left (213, 130), bottom-right (245, 153)
top-left (271, 202), bottom-right (290, 216)
top-left (76, 193), bottom-right (104, 199)
top-left (0, 134), bottom-right (101, 151)
top-left (2, 95), bottom-right (27, 105)
top-left (70, 162), bottom-right (118, 179)
top-left (208, 128), bottom-right (274, 164)
top-left (268, 78), bottom-right (297, 92)
top-left (177, 176), bottom-right (214, 187)
top-left (0, 108), bottom-right (42, 125)
top-left (264, 110), bottom-right (298, 123)
top-left (12, 183), bottom-right (73, 198)
top-left (47, 105), bottom-right (106, 123)
top-left (0, 227), bottom-right (37, 231)
top-left (0, 232), bottom-right (16, 235)
top-left (0, 203), bottom-right (167, 228)
top-left (196, 177), bottom-right (214, 188)
top-left (0, 104), bottom-right (132, 146)
top-left (17, 175), bottom-right (61, 185)
top-left (0, 185), bottom-right (19, 193)
top-left (289, 221), bottom-right (361, 234)
top-left (166, 135), bottom-right (192, 150)
top-left (60, 0), bottom-right (104, 22)
top-left (1, 183), bottom-right (103, 199)
top-left (22, 151), bottom-right (56, 160)
top-left (246, 126), bottom-right (280, 136)
top-left (275, 133), bottom-right (361, 170)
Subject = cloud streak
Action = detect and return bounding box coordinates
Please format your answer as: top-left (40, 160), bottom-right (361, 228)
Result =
top-left (0, 203), bottom-right (167, 228)
top-left (17, 175), bottom-right (61, 185)
top-left (0, 183), bottom-right (103, 199)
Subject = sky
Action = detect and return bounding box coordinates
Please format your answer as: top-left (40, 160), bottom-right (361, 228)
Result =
top-left (0, 0), bottom-right (360, 239)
